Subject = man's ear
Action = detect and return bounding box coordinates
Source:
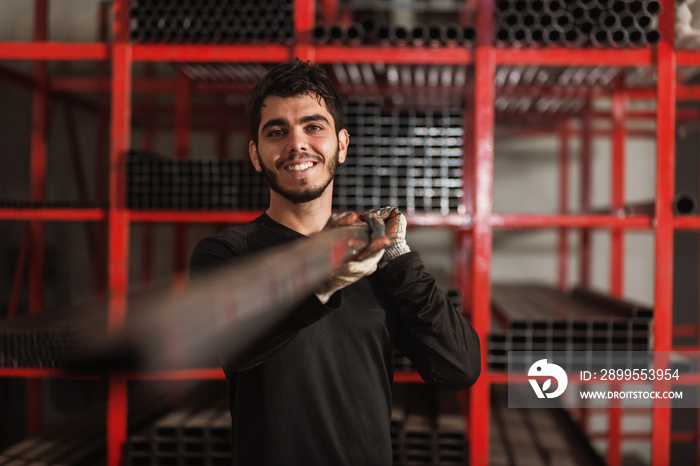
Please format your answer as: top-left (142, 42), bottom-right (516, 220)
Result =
top-left (249, 140), bottom-right (262, 172)
top-left (338, 129), bottom-right (349, 164)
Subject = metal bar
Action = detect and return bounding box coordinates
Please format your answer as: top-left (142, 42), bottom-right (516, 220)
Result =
top-left (107, 1), bottom-right (132, 465)
top-left (293, 0), bottom-right (316, 62)
top-left (173, 71), bottom-right (191, 291)
top-left (321, 0), bottom-right (339, 24)
top-left (314, 46), bottom-right (472, 64)
top-left (0, 208), bottom-right (106, 221)
top-left (652, 1), bottom-right (676, 464)
top-left (610, 89), bottom-right (626, 297)
top-left (132, 45), bottom-right (291, 62)
top-left (675, 216), bottom-right (700, 229)
top-left (490, 214), bottom-right (652, 229)
top-left (27, 0), bottom-right (49, 438)
top-left (558, 121), bottom-right (570, 290)
top-left (0, 42), bottom-right (110, 60)
top-left (141, 64), bottom-right (156, 290)
top-left (469, 0), bottom-right (495, 460)
top-left (129, 211), bottom-right (263, 223)
top-left (67, 224), bottom-right (372, 371)
top-left (125, 368), bottom-right (225, 381)
top-left (495, 47), bottom-right (652, 66)
top-left (580, 99), bottom-right (592, 287)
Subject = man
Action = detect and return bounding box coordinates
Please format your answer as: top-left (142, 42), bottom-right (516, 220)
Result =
top-left (189, 58), bottom-right (480, 465)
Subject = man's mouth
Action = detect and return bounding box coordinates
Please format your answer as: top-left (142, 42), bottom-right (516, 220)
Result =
top-left (285, 161), bottom-right (316, 172)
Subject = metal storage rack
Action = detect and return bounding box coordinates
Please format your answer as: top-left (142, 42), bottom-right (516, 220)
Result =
top-left (0, 0), bottom-right (695, 464)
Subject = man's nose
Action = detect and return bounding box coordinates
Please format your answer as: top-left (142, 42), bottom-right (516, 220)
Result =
top-left (287, 127), bottom-right (309, 153)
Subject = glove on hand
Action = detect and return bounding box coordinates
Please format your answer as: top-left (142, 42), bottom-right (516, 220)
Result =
top-left (360, 206), bottom-right (410, 268)
top-left (315, 211), bottom-right (389, 304)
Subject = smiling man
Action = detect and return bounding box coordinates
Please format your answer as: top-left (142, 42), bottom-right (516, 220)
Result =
top-left (189, 59), bottom-right (480, 466)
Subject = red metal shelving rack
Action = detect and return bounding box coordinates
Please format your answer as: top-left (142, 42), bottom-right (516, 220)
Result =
top-left (0, 0), bottom-right (696, 464)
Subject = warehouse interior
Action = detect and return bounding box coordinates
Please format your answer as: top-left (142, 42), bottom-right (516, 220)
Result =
top-left (0, 0), bottom-right (699, 465)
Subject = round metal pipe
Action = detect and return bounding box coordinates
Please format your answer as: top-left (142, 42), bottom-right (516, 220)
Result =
top-left (390, 23), bottom-right (410, 46)
top-left (344, 22), bottom-right (364, 46)
top-left (441, 23), bottom-right (464, 46)
top-left (410, 23), bottom-right (430, 46)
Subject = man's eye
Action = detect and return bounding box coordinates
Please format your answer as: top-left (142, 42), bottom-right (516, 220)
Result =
top-left (268, 129), bottom-right (285, 137)
top-left (307, 125), bottom-right (322, 132)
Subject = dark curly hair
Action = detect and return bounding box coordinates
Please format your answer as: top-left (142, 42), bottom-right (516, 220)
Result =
top-left (247, 59), bottom-right (343, 147)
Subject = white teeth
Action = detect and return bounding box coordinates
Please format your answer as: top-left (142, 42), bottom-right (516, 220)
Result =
top-left (286, 162), bottom-right (314, 171)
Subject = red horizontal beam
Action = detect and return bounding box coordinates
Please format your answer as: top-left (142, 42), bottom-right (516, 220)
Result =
top-left (132, 44), bottom-right (291, 62)
top-left (676, 50), bottom-right (700, 66)
top-left (129, 210), bottom-right (262, 223)
top-left (314, 46), bottom-right (472, 64)
top-left (490, 214), bottom-right (653, 229)
top-left (0, 208), bottom-right (106, 221)
top-left (126, 368), bottom-right (225, 380)
top-left (673, 324), bottom-right (699, 337)
top-left (0, 42), bottom-right (109, 60)
top-left (393, 372), bottom-right (425, 383)
top-left (0, 368), bottom-right (98, 379)
top-left (495, 47), bottom-right (653, 66)
top-left (674, 216), bottom-right (700, 230)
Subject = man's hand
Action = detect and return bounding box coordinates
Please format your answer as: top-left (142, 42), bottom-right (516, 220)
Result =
top-left (315, 212), bottom-right (389, 304)
top-left (360, 206), bottom-right (410, 268)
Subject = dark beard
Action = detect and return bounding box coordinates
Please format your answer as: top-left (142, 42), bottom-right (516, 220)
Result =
top-left (258, 145), bottom-right (339, 205)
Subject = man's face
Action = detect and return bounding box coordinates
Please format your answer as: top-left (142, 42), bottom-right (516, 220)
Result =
top-left (249, 94), bottom-right (348, 204)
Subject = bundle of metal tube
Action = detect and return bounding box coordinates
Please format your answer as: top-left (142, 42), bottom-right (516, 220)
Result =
top-left (125, 384), bottom-right (467, 466)
top-left (335, 100), bottom-right (464, 215)
top-left (127, 151), bottom-right (270, 211)
top-left (491, 386), bottom-right (608, 466)
top-left (495, 0), bottom-right (661, 48)
top-left (312, 21), bottom-right (476, 47)
top-left (0, 381), bottom-right (187, 465)
top-left (487, 283), bottom-right (653, 372)
top-left (129, 0), bottom-right (294, 44)
top-left (0, 199), bottom-right (106, 208)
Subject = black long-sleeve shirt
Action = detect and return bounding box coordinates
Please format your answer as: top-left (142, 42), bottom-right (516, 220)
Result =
top-left (189, 213), bottom-right (480, 465)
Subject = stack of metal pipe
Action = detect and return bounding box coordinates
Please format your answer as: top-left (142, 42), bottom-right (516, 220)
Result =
top-left (127, 151), bottom-right (270, 211)
top-left (336, 99), bottom-right (464, 215)
top-left (129, 0), bottom-right (294, 44)
top-left (487, 284), bottom-right (653, 372)
top-left (312, 20), bottom-right (476, 47)
top-left (495, 0), bottom-right (661, 48)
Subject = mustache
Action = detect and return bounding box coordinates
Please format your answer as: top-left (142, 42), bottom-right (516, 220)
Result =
top-left (275, 153), bottom-right (323, 170)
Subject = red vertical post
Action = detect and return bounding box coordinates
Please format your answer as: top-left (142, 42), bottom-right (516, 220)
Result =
top-left (458, 74), bottom-right (475, 315)
top-left (173, 71), bottom-right (191, 291)
top-left (606, 88), bottom-right (626, 466)
top-left (469, 1), bottom-right (494, 464)
top-left (610, 89), bottom-right (626, 298)
top-left (141, 63), bottom-right (156, 289)
top-left (94, 0), bottom-right (111, 299)
top-left (557, 120), bottom-right (570, 291)
top-left (293, 0), bottom-right (315, 62)
top-left (653, 0), bottom-right (676, 464)
top-left (27, 0), bottom-right (49, 437)
top-left (579, 99), bottom-right (592, 288)
top-left (107, 1), bottom-right (132, 465)
top-left (320, 0), bottom-right (339, 24)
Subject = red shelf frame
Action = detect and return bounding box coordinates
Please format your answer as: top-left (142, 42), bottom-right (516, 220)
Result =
top-left (0, 0), bottom-right (695, 464)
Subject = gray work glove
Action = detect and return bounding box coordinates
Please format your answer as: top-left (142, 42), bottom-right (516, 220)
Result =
top-left (315, 211), bottom-right (389, 304)
top-left (360, 206), bottom-right (410, 268)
